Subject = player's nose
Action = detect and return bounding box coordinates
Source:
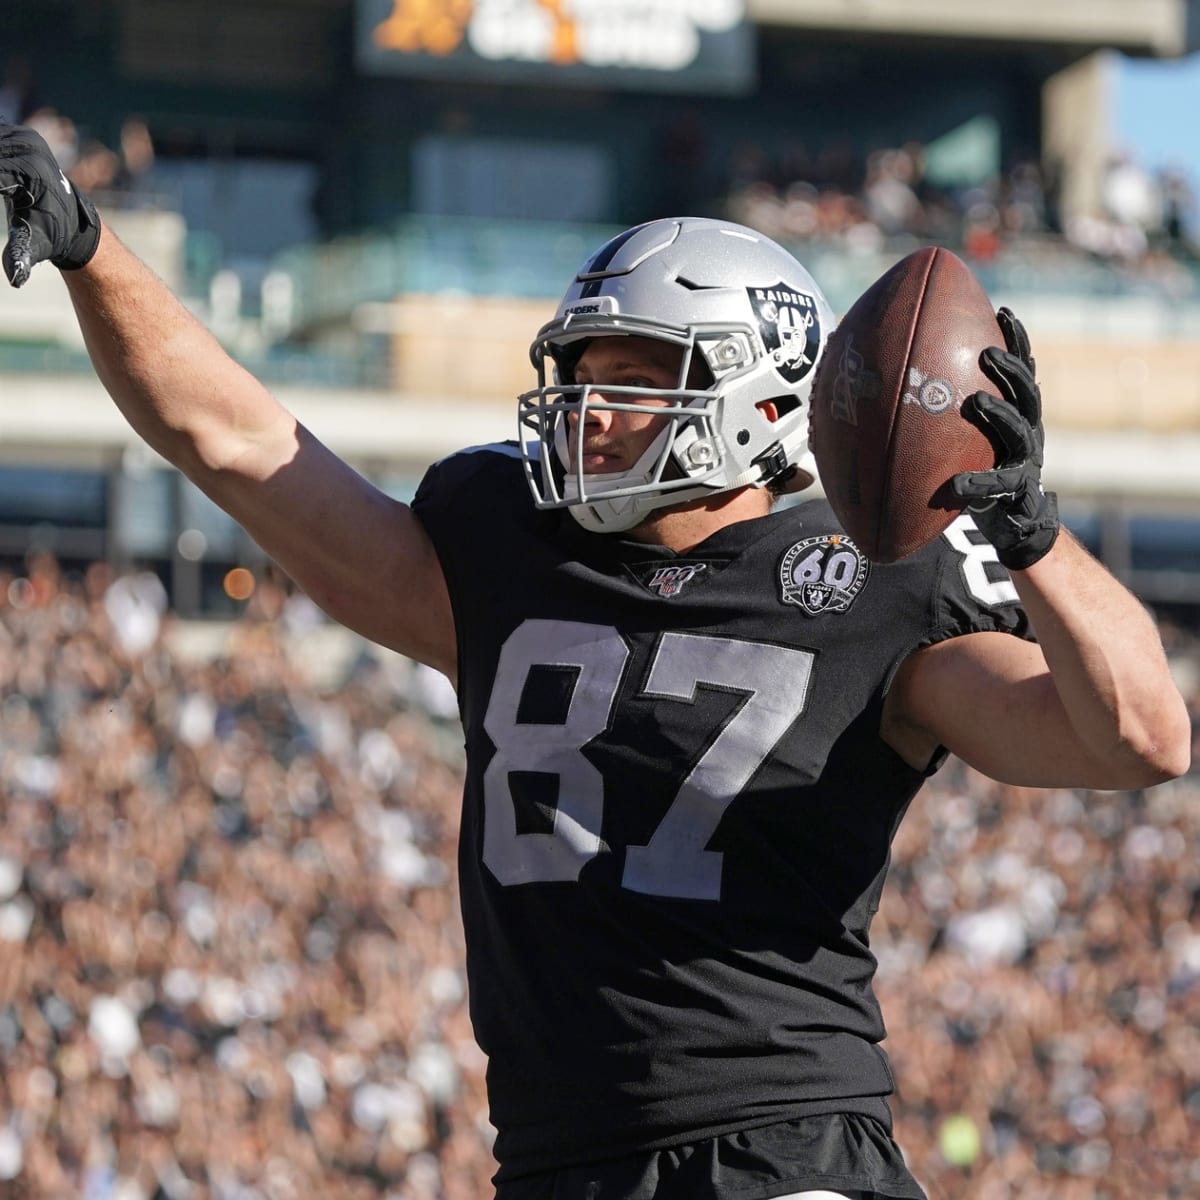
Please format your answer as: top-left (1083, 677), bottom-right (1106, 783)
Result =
top-left (568, 391), bottom-right (616, 432)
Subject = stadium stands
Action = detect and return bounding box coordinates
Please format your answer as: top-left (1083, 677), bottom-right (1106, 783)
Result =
top-left (0, 558), bottom-right (1196, 1198)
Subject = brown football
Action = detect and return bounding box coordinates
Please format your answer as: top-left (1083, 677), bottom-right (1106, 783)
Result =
top-left (809, 246), bottom-right (1003, 563)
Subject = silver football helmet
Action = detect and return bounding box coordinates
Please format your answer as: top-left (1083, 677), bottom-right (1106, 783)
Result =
top-left (519, 216), bottom-right (834, 533)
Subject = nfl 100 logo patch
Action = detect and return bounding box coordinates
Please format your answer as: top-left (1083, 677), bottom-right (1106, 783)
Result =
top-left (779, 534), bottom-right (869, 615)
top-left (645, 562), bottom-right (707, 598)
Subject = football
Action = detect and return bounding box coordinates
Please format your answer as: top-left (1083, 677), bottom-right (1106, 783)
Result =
top-left (809, 246), bottom-right (1003, 563)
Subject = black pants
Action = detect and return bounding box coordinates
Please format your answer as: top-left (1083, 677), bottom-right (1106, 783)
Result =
top-left (494, 1112), bottom-right (927, 1200)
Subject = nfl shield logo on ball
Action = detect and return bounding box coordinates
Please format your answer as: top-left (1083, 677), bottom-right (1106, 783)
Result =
top-left (779, 535), bottom-right (870, 616)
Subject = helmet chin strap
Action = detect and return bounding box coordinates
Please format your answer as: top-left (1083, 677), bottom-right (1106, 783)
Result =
top-left (565, 493), bottom-right (643, 534)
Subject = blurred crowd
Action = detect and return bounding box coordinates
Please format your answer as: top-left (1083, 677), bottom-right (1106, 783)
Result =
top-left (722, 138), bottom-right (1199, 293)
top-left (1, 54), bottom-right (159, 208)
top-left (0, 555), bottom-right (1197, 1199)
top-left (0, 556), bottom-right (490, 1200)
top-left (11, 107), bottom-right (158, 208)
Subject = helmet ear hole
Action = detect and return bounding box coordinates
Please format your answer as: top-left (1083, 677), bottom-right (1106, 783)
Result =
top-left (684, 354), bottom-right (715, 390)
top-left (761, 395), bottom-right (801, 420)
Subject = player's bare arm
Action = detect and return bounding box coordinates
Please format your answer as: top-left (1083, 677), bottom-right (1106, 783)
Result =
top-left (882, 527), bottom-right (1191, 789)
top-left (0, 123), bottom-right (455, 675)
top-left (66, 227), bottom-right (455, 675)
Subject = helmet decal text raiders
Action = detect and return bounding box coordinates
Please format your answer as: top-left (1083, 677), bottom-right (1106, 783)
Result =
top-left (747, 284), bottom-right (823, 385)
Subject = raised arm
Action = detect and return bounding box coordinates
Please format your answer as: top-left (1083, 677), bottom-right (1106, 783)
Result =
top-left (884, 530), bottom-right (1191, 789)
top-left (1, 123), bottom-right (456, 676)
top-left (883, 309), bottom-right (1190, 789)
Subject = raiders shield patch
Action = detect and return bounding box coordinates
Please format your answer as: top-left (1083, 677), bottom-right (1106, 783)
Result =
top-left (779, 534), bottom-right (869, 615)
top-left (747, 283), bottom-right (823, 385)
top-left (902, 365), bottom-right (957, 414)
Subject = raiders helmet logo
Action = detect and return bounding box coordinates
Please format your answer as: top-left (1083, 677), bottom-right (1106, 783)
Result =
top-left (747, 283), bottom-right (823, 385)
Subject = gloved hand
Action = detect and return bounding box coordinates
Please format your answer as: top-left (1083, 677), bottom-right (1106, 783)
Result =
top-left (0, 122), bottom-right (101, 287)
top-left (951, 306), bottom-right (1059, 570)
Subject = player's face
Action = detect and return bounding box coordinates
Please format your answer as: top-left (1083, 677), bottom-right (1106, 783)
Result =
top-left (568, 336), bottom-right (697, 474)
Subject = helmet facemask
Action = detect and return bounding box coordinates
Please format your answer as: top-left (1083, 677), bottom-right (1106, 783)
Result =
top-left (520, 334), bottom-right (727, 534)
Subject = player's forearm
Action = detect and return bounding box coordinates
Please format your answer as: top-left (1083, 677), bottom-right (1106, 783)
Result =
top-left (1011, 528), bottom-right (1191, 783)
top-left (61, 224), bottom-right (292, 481)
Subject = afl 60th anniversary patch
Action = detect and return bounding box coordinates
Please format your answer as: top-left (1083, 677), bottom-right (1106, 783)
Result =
top-left (779, 534), bottom-right (869, 615)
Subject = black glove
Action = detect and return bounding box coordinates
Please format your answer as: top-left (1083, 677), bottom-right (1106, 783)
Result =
top-left (0, 122), bottom-right (101, 288)
top-left (951, 307), bottom-right (1059, 571)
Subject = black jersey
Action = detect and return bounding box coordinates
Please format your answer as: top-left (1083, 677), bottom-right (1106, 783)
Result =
top-left (412, 443), bottom-right (1031, 1180)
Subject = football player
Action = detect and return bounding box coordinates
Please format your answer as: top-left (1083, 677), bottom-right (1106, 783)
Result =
top-left (0, 121), bottom-right (1189, 1200)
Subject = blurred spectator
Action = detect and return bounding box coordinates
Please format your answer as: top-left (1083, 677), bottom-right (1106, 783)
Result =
top-left (1103, 151), bottom-right (1163, 237)
top-left (0, 54), bottom-right (41, 124)
top-left (68, 139), bottom-right (121, 195)
top-left (1000, 159), bottom-right (1049, 236)
top-left (23, 106), bottom-right (79, 174)
top-left (103, 569), bottom-right (167, 658)
top-left (112, 116), bottom-right (159, 205)
top-left (863, 146), bottom-right (923, 237)
top-left (1054, 151), bottom-right (1167, 266)
top-left (961, 202), bottom-right (1003, 263)
top-left (1159, 164), bottom-right (1197, 254)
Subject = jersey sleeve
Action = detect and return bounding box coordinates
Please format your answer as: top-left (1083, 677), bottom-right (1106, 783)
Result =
top-left (411, 444), bottom-right (492, 537)
top-left (925, 513), bottom-right (1035, 646)
top-left (410, 441), bottom-right (529, 578)
top-left (410, 442), bottom-right (545, 688)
